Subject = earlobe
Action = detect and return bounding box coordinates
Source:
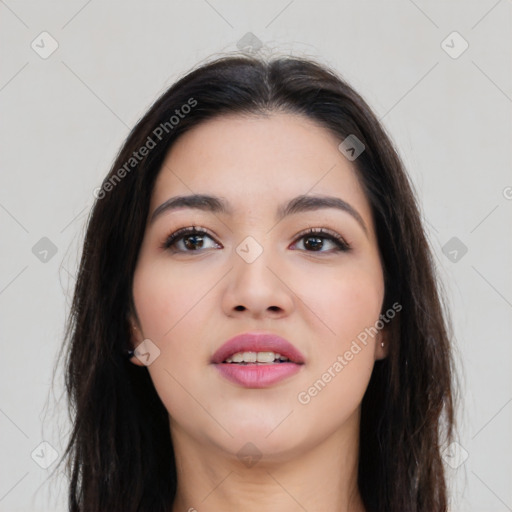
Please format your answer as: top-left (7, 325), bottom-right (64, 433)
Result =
top-left (375, 329), bottom-right (390, 360)
top-left (129, 352), bottom-right (145, 366)
top-left (127, 318), bottom-right (145, 366)
top-left (128, 346), bottom-right (146, 367)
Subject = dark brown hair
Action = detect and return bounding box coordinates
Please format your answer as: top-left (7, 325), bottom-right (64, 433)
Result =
top-left (60, 53), bottom-right (456, 511)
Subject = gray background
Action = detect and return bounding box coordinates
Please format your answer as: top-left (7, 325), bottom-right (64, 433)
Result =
top-left (1, 1), bottom-right (511, 511)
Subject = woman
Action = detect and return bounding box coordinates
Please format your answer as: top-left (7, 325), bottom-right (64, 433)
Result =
top-left (61, 53), bottom-right (456, 511)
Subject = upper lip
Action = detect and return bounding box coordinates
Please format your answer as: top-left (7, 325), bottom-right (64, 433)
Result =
top-left (211, 332), bottom-right (305, 364)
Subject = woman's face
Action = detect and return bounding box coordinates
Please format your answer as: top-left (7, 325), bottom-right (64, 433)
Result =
top-left (131, 112), bottom-right (387, 462)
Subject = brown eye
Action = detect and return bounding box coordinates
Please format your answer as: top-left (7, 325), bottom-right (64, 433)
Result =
top-left (292, 228), bottom-right (350, 253)
top-left (162, 227), bottom-right (220, 252)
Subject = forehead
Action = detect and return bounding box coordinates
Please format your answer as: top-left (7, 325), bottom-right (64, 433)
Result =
top-left (151, 113), bottom-right (373, 229)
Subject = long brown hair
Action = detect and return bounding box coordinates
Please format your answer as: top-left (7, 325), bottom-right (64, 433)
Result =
top-left (60, 53), bottom-right (456, 511)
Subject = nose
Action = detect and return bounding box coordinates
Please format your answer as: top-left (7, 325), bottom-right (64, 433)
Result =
top-left (221, 238), bottom-right (295, 320)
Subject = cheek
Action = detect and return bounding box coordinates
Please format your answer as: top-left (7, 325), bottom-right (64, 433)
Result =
top-left (295, 258), bottom-right (384, 351)
top-left (292, 262), bottom-right (383, 426)
top-left (296, 355), bottom-right (374, 435)
top-left (132, 256), bottom-right (213, 341)
top-left (132, 259), bottom-right (216, 429)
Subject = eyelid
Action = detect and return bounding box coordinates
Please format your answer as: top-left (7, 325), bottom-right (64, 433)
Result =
top-left (293, 226), bottom-right (349, 244)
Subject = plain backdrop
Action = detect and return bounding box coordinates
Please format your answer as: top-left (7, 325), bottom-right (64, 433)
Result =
top-left (1, 1), bottom-right (511, 511)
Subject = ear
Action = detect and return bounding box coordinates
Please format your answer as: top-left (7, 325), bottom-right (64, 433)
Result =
top-left (375, 323), bottom-right (390, 360)
top-left (127, 315), bottom-right (145, 367)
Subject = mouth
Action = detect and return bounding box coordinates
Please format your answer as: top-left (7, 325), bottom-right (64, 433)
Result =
top-left (211, 332), bottom-right (305, 388)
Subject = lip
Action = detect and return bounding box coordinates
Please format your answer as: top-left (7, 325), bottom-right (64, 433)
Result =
top-left (211, 332), bottom-right (305, 388)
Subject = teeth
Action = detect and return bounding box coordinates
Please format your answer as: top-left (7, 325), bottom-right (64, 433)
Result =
top-left (224, 351), bottom-right (290, 364)
top-left (243, 351), bottom-right (257, 363)
top-left (256, 352), bottom-right (274, 363)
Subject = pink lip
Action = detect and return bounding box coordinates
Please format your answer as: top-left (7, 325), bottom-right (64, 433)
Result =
top-left (211, 332), bottom-right (305, 389)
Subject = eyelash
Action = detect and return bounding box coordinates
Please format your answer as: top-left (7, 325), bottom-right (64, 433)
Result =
top-left (161, 226), bottom-right (351, 253)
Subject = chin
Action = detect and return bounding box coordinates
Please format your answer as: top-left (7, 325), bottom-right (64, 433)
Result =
top-left (223, 415), bottom-right (308, 450)
top-left (221, 431), bottom-right (307, 467)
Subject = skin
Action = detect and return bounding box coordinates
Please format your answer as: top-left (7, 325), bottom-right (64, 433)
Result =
top-left (130, 112), bottom-right (389, 512)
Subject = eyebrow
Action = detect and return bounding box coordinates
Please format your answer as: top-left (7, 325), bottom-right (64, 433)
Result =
top-left (150, 193), bottom-right (368, 236)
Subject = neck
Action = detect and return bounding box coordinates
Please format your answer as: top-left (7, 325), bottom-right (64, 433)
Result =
top-left (170, 414), bottom-right (365, 512)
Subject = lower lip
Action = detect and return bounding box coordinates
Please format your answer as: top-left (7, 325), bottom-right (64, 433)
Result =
top-left (214, 362), bottom-right (302, 388)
